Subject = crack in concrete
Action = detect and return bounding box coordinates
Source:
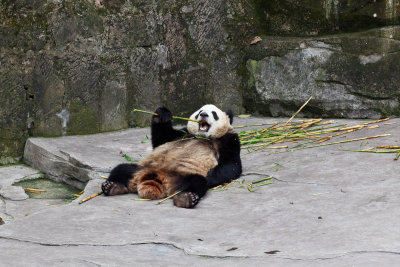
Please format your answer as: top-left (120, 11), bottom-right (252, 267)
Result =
top-left (1, 235), bottom-right (399, 262)
top-left (242, 172), bottom-right (335, 186)
top-left (0, 236), bottom-right (250, 259)
top-left (78, 259), bottom-right (101, 267)
top-left (0, 197), bottom-right (15, 220)
top-left (278, 250), bottom-right (400, 261)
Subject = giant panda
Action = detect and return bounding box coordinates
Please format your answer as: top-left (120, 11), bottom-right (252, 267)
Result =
top-left (102, 104), bottom-right (242, 208)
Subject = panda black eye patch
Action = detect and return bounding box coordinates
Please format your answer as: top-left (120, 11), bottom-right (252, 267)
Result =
top-left (195, 110), bottom-right (203, 120)
top-left (212, 111), bottom-right (219, 120)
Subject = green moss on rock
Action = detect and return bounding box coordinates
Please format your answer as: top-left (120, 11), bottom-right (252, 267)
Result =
top-left (248, 59), bottom-right (261, 88)
top-left (0, 129), bottom-right (26, 161)
top-left (67, 100), bottom-right (101, 135)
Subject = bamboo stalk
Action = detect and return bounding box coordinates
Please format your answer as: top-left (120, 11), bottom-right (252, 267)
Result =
top-left (339, 125), bottom-right (365, 131)
top-left (267, 145), bottom-right (288, 149)
top-left (209, 184), bottom-right (223, 190)
top-left (340, 148), bottom-right (400, 153)
top-left (234, 122), bottom-right (276, 129)
top-left (330, 129), bottom-right (355, 137)
top-left (24, 188), bottom-right (46, 193)
top-left (367, 125), bottom-right (380, 129)
top-left (361, 118), bottom-right (389, 125)
top-left (316, 137), bottom-right (331, 144)
top-left (156, 190), bottom-right (182, 205)
top-left (376, 145), bottom-right (400, 149)
top-left (318, 120), bottom-right (336, 125)
top-left (284, 96), bottom-right (313, 126)
top-left (294, 134), bottom-right (391, 151)
top-left (236, 109), bottom-right (392, 157)
top-left (395, 151), bottom-right (400, 160)
top-left (255, 182), bottom-right (273, 187)
top-left (297, 118), bottom-right (322, 128)
top-left (251, 176), bottom-right (272, 184)
top-left (133, 109), bottom-right (200, 123)
top-left (242, 128), bottom-right (304, 155)
top-left (79, 191), bottom-right (103, 204)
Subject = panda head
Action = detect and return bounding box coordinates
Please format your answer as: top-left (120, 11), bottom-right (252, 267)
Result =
top-left (187, 104), bottom-right (233, 138)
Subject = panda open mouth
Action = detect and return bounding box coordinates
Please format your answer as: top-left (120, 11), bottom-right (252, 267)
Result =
top-left (199, 120), bottom-right (210, 132)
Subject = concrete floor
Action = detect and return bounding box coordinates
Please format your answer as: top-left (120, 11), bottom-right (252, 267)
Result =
top-left (0, 117), bottom-right (399, 266)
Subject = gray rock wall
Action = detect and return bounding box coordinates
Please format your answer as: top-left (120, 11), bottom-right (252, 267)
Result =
top-left (1, 0), bottom-right (399, 161)
top-left (244, 0), bottom-right (400, 118)
top-left (0, 0), bottom-right (256, 161)
top-left (245, 27), bottom-right (400, 118)
top-left (257, 0), bottom-right (400, 36)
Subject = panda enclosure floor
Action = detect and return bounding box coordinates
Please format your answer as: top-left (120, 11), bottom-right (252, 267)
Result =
top-left (0, 117), bottom-right (399, 266)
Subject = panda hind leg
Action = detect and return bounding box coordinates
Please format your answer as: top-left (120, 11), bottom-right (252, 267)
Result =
top-left (173, 174), bottom-right (208, 209)
top-left (102, 163), bottom-right (140, 196)
top-left (133, 170), bottom-right (168, 200)
top-left (102, 181), bottom-right (129, 196)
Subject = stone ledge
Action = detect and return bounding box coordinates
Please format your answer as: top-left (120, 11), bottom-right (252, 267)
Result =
top-left (0, 165), bottom-right (42, 200)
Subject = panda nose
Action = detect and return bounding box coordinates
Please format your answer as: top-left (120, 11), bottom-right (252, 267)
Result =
top-left (200, 112), bottom-right (208, 118)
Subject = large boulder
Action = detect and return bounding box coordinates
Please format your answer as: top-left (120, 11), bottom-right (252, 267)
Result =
top-left (245, 26), bottom-right (400, 118)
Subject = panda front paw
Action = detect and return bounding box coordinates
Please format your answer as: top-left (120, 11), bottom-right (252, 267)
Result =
top-left (153, 107), bottom-right (172, 124)
top-left (173, 192), bottom-right (200, 209)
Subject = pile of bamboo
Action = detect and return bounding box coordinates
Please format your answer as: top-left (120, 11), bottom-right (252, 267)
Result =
top-left (237, 117), bottom-right (393, 156)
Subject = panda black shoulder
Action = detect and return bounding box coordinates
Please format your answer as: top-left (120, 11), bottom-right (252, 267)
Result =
top-left (218, 132), bottom-right (241, 152)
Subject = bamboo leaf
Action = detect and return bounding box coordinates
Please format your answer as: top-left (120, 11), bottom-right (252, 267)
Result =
top-left (141, 135), bottom-right (150, 143)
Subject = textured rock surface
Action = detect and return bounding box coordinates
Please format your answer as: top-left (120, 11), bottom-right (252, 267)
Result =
top-left (1, 117), bottom-right (400, 265)
top-left (259, 0), bottom-right (400, 36)
top-left (245, 26), bottom-right (400, 118)
top-left (1, 0), bottom-right (400, 161)
top-left (0, 165), bottom-right (42, 200)
top-left (23, 127), bottom-right (152, 189)
top-left (0, 0), bottom-right (256, 160)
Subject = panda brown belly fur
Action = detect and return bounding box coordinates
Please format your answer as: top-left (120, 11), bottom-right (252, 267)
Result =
top-left (127, 138), bottom-right (219, 199)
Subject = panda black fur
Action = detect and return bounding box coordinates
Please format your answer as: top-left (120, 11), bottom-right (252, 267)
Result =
top-left (102, 104), bottom-right (242, 208)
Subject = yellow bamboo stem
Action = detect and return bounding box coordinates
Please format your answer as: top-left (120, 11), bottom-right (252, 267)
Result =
top-left (156, 190), bottom-right (182, 205)
top-left (79, 191), bottom-right (103, 204)
top-left (284, 96), bottom-right (313, 126)
top-left (133, 109), bottom-right (200, 123)
top-left (296, 134), bottom-right (391, 150)
top-left (367, 125), bottom-right (380, 129)
top-left (361, 118), bottom-right (389, 125)
top-left (376, 145), bottom-right (400, 149)
top-left (24, 188), bottom-right (46, 193)
top-left (316, 137), bottom-right (331, 144)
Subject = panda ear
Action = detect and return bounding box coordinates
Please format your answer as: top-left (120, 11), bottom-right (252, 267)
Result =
top-left (226, 110), bottom-right (233, 124)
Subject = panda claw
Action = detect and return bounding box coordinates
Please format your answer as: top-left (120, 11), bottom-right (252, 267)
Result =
top-left (173, 192), bottom-right (200, 208)
top-left (102, 181), bottom-right (128, 196)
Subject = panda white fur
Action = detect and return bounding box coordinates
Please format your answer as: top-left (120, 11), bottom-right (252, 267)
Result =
top-left (102, 104), bottom-right (242, 208)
